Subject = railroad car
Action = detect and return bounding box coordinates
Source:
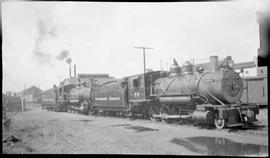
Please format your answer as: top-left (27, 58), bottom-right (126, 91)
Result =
top-left (39, 88), bottom-right (60, 111)
top-left (241, 75), bottom-right (268, 107)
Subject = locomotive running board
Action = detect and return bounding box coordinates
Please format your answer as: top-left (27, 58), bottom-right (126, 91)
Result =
top-left (227, 123), bottom-right (244, 127)
top-left (152, 114), bottom-right (191, 119)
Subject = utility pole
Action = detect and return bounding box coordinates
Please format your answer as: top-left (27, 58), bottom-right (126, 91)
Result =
top-left (58, 76), bottom-right (63, 85)
top-left (22, 84), bottom-right (25, 112)
top-left (134, 46), bottom-right (153, 74)
top-left (134, 46), bottom-right (153, 98)
top-left (160, 59), bottom-right (163, 71)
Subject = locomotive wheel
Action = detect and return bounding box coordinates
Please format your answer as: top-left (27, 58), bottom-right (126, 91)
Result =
top-left (124, 111), bottom-right (132, 117)
top-left (160, 105), bottom-right (171, 123)
top-left (215, 118), bottom-right (226, 129)
top-left (149, 106), bottom-right (160, 122)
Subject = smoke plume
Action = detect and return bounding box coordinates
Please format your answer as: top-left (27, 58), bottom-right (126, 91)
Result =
top-left (56, 49), bottom-right (69, 60)
top-left (33, 10), bottom-right (70, 67)
top-left (33, 18), bottom-right (58, 66)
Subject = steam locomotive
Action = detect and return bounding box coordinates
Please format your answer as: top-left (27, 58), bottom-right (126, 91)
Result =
top-left (39, 56), bottom-right (259, 129)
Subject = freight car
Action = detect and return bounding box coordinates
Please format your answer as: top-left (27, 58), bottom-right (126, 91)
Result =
top-left (241, 75), bottom-right (268, 107)
top-left (85, 56), bottom-right (259, 129)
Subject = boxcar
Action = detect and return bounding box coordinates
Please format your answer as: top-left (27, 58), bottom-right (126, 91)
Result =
top-left (241, 76), bottom-right (268, 107)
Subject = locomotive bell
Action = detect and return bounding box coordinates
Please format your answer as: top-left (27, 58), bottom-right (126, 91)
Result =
top-left (182, 61), bottom-right (194, 75)
top-left (169, 59), bottom-right (181, 77)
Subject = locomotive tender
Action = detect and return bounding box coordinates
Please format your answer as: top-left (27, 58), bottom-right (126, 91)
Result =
top-left (39, 56), bottom-right (259, 129)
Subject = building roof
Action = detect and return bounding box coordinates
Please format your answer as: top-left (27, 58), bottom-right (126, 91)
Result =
top-left (192, 60), bottom-right (227, 72)
top-left (233, 61), bottom-right (256, 69)
top-left (60, 75), bottom-right (116, 88)
top-left (24, 86), bottom-right (42, 95)
top-left (123, 70), bottom-right (161, 79)
top-left (77, 73), bottom-right (110, 78)
top-left (193, 58), bottom-right (256, 71)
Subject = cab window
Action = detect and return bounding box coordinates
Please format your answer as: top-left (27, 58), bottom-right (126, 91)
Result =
top-left (133, 77), bottom-right (141, 88)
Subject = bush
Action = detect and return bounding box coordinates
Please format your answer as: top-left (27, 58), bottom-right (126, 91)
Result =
top-left (3, 117), bottom-right (13, 129)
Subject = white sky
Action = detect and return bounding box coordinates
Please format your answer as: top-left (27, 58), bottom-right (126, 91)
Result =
top-left (2, 1), bottom-right (260, 92)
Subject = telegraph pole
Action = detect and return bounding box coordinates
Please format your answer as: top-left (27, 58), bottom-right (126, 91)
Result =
top-left (22, 84), bottom-right (25, 112)
top-left (160, 59), bottom-right (163, 71)
top-left (134, 46), bottom-right (153, 98)
top-left (58, 76), bottom-right (63, 85)
top-left (134, 46), bottom-right (153, 74)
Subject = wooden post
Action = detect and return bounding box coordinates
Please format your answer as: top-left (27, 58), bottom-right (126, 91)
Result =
top-left (22, 84), bottom-right (25, 112)
top-left (134, 46), bottom-right (153, 98)
top-left (21, 97), bottom-right (24, 112)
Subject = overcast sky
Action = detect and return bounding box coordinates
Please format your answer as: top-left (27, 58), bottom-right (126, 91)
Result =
top-left (2, 1), bottom-right (261, 92)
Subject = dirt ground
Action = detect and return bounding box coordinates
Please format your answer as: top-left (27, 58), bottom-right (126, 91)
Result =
top-left (2, 103), bottom-right (268, 155)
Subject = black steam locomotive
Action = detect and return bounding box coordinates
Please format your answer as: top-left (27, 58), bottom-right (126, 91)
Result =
top-left (39, 56), bottom-right (259, 129)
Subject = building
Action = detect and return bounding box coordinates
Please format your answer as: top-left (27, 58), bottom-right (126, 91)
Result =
top-left (233, 57), bottom-right (267, 77)
top-left (17, 86), bottom-right (42, 103)
top-left (60, 73), bottom-right (115, 87)
top-left (193, 56), bottom-right (234, 72)
top-left (193, 56), bottom-right (267, 77)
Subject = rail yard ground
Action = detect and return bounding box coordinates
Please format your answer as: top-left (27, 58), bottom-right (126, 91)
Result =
top-left (2, 103), bottom-right (268, 156)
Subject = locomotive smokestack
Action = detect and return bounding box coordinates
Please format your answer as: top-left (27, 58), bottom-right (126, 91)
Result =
top-left (74, 64), bottom-right (76, 77)
top-left (210, 56), bottom-right (218, 72)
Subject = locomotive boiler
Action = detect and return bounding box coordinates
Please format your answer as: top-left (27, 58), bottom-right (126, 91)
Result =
top-left (68, 85), bottom-right (92, 114)
top-left (153, 57), bottom-right (243, 104)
